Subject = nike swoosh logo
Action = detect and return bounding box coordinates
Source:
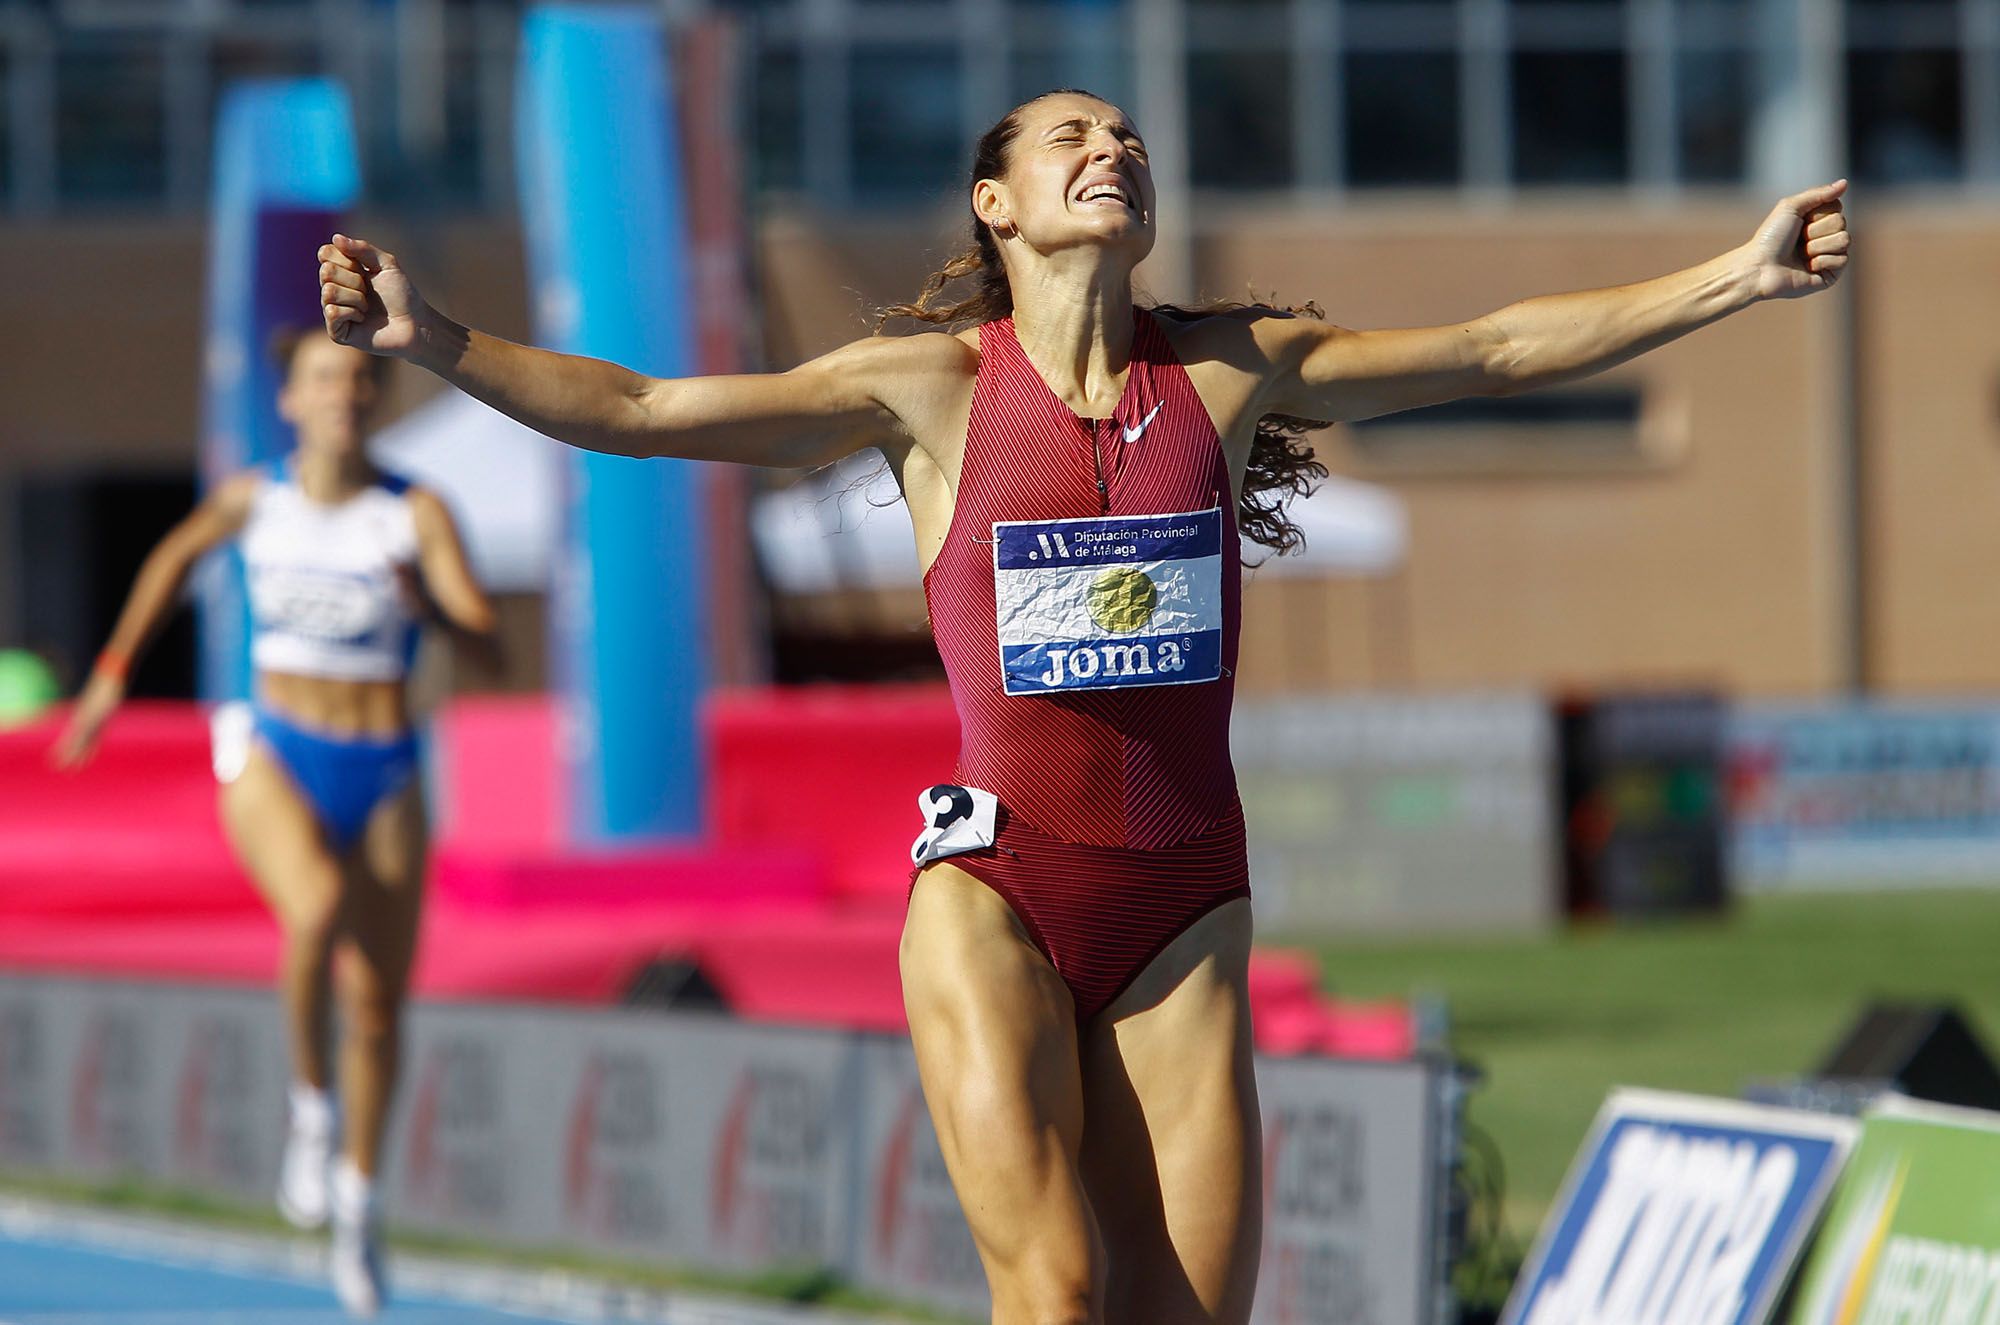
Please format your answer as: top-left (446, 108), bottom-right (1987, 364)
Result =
top-left (1123, 402), bottom-right (1163, 444)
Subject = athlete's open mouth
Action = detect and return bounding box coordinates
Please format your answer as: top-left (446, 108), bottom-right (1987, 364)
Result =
top-left (1075, 175), bottom-right (1135, 209)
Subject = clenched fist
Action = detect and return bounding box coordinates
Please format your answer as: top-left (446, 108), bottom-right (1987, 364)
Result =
top-left (1743, 180), bottom-right (1851, 300)
top-left (319, 233), bottom-right (431, 358)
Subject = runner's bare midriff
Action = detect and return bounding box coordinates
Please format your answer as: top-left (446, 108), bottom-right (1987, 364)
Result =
top-left (257, 670), bottom-right (409, 738)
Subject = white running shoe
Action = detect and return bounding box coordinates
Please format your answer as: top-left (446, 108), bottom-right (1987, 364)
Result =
top-left (276, 1084), bottom-right (334, 1230)
top-left (330, 1158), bottom-right (386, 1318)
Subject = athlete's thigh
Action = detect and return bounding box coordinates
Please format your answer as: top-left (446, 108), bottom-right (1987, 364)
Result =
top-left (901, 862), bottom-right (1103, 1314)
top-left (218, 745), bottom-right (344, 931)
top-left (336, 779), bottom-right (428, 991)
top-left (1079, 898), bottom-right (1260, 1325)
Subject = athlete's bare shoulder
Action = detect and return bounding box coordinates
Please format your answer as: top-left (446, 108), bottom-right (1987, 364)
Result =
top-left (1154, 305), bottom-right (1325, 377)
top-left (209, 470), bottom-right (266, 519)
top-left (811, 326), bottom-right (971, 372)
top-left (1145, 307), bottom-right (1325, 451)
top-left (820, 327), bottom-right (975, 396)
top-left (843, 327), bottom-right (980, 453)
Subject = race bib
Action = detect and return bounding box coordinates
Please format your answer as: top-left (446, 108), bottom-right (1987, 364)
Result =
top-left (248, 563), bottom-right (397, 646)
top-left (992, 507), bottom-right (1224, 695)
top-left (910, 784), bottom-right (1000, 866)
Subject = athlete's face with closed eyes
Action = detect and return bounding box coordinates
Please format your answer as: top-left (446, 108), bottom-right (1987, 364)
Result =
top-left (976, 93), bottom-right (1156, 263)
top-left (279, 334), bottom-right (386, 460)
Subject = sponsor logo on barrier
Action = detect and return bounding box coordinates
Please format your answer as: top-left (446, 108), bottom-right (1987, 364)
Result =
top-left (0, 1000), bottom-right (49, 1164)
top-left (1261, 1102), bottom-right (1372, 1325)
top-left (710, 1063), bottom-right (832, 1263)
top-left (562, 1050), bottom-right (669, 1245)
top-left (0, 977), bottom-right (1457, 1325)
top-left (404, 1037), bottom-right (508, 1223)
top-left (1505, 1090), bottom-right (1856, 1325)
top-left (1792, 1100), bottom-right (2000, 1325)
top-left (69, 1007), bottom-right (151, 1170)
top-left (1794, 1163), bottom-right (1906, 1325)
top-left (1730, 707), bottom-right (2000, 886)
top-left (871, 1083), bottom-right (982, 1291)
top-left (171, 1016), bottom-right (260, 1189)
top-left (1831, 1232), bottom-right (2000, 1325)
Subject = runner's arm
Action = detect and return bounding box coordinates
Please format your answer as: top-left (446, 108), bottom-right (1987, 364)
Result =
top-left (1257, 181), bottom-right (1850, 423)
top-left (51, 474), bottom-right (258, 768)
top-left (416, 322), bottom-right (918, 466)
top-left (319, 234), bottom-right (930, 467)
top-left (405, 488), bottom-right (501, 672)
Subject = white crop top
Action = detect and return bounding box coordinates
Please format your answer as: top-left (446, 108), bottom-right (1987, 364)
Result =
top-left (241, 463), bottom-right (422, 683)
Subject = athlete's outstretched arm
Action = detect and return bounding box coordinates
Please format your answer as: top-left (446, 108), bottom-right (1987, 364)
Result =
top-left (318, 235), bottom-right (939, 468)
top-left (1257, 181), bottom-right (1851, 424)
top-left (50, 475), bottom-right (259, 769)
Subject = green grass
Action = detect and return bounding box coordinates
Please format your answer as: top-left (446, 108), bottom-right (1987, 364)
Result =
top-left (1293, 888), bottom-right (2000, 1240)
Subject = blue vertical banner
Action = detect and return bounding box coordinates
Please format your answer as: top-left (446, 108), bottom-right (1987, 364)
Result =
top-left (199, 81), bottom-right (360, 702)
top-left (517, 4), bottom-right (707, 841)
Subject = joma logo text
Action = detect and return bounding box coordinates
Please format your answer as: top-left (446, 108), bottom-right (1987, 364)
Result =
top-left (1040, 640), bottom-right (1187, 686)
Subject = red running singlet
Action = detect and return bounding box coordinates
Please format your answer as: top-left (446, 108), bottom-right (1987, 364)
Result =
top-left (917, 310), bottom-right (1251, 1020)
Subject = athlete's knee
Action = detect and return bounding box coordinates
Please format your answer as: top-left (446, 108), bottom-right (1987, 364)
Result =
top-left (284, 878), bottom-right (346, 953)
top-left (994, 1240), bottom-right (1102, 1325)
top-left (337, 961), bottom-right (407, 1041)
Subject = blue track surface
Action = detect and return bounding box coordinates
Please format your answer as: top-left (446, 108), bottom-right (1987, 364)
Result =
top-left (0, 1226), bottom-right (578, 1323)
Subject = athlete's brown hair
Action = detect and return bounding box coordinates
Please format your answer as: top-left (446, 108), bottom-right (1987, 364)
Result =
top-left (269, 324), bottom-right (393, 386)
top-left (879, 89), bottom-right (1329, 557)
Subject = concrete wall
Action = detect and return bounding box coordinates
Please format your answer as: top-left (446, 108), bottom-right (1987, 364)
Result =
top-left (5, 197), bottom-right (1996, 698)
top-left (1212, 201), bottom-right (1853, 697)
top-left (1857, 204), bottom-right (2000, 692)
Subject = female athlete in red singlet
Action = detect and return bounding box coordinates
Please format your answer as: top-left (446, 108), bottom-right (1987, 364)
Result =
top-left (318, 89), bottom-right (1849, 1324)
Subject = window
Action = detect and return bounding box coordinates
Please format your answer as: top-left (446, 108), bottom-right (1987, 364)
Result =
top-left (1512, 50), bottom-right (1629, 184)
top-left (752, 44), bottom-right (804, 191)
top-left (1189, 50), bottom-right (1292, 188)
top-left (4, 0), bottom-right (1994, 217)
top-left (0, 49), bottom-right (12, 207)
top-left (1343, 387), bottom-right (1671, 477)
top-left (1011, 31), bottom-right (1133, 111)
top-left (57, 36), bottom-right (164, 203)
top-left (1346, 51), bottom-right (1460, 186)
top-left (850, 47), bottom-right (962, 197)
top-left (1676, 48), bottom-right (1752, 183)
top-left (1848, 48), bottom-right (1964, 185)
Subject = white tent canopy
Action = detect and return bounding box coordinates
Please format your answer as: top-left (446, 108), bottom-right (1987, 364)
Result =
top-left (368, 387), bottom-right (566, 592)
top-left (751, 454), bottom-right (1408, 593)
top-left (366, 396), bottom-right (1410, 595)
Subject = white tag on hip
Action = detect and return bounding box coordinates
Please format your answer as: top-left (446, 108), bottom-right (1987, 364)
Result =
top-left (910, 784), bottom-right (1000, 866)
top-left (209, 700), bottom-right (254, 785)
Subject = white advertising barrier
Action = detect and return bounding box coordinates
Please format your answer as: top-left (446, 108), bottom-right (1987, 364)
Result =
top-left (846, 1036), bottom-right (990, 1317)
top-left (1730, 703), bottom-right (2000, 891)
top-left (1232, 695), bottom-right (1558, 936)
top-left (383, 1005), bottom-right (859, 1272)
top-left (0, 975), bottom-right (1454, 1323)
top-left (1255, 1054), bottom-right (1446, 1325)
top-left (845, 1038), bottom-right (1451, 1325)
top-left (0, 978), bottom-right (291, 1202)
